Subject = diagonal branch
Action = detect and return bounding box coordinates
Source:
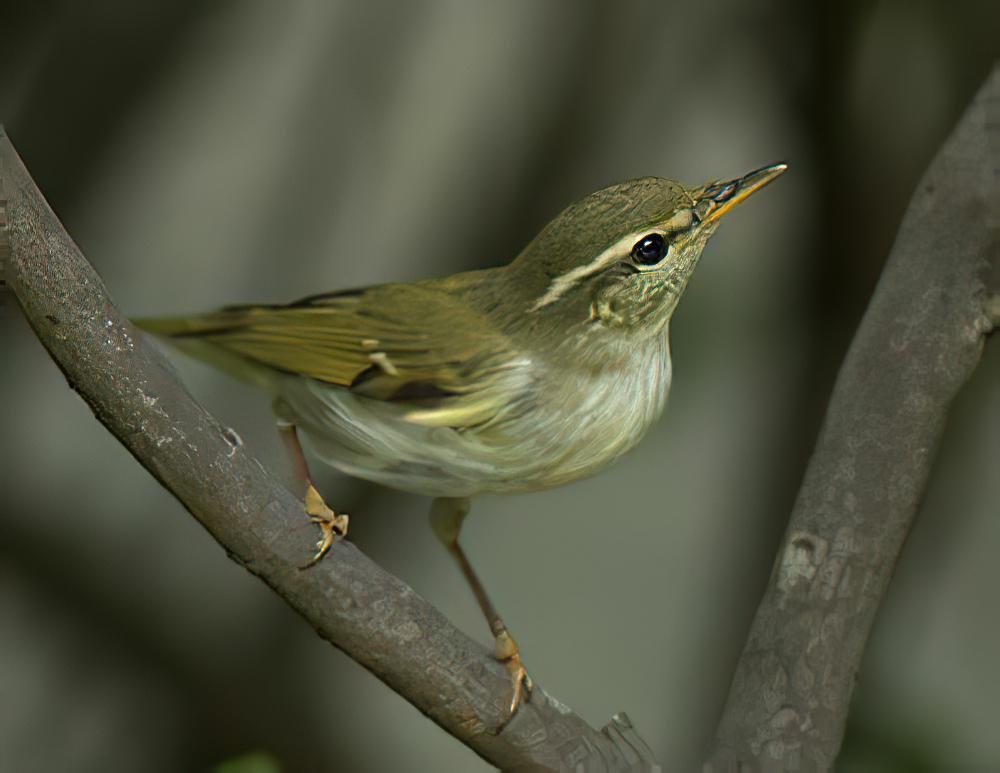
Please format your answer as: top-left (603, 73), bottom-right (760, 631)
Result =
top-left (0, 128), bottom-right (658, 772)
top-left (705, 63), bottom-right (1000, 771)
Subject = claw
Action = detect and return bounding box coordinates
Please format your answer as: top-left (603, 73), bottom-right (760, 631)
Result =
top-left (300, 484), bottom-right (349, 569)
top-left (502, 652), bottom-right (533, 718)
top-left (495, 629), bottom-right (533, 725)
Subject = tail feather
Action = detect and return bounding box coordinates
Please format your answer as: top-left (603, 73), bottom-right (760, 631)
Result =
top-left (134, 310), bottom-right (278, 389)
top-left (133, 310), bottom-right (250, 338)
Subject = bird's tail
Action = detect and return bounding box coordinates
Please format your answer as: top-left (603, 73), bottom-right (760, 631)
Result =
top-left (134, 308), bottom-right (277, 389)
top-left (133, 302), bottom-right (270, 337)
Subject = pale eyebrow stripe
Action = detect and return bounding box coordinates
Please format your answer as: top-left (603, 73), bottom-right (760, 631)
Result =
top-left (529, 230), bottom-right (644, 311)
top-left (663, 209), bottom-right (693, 230)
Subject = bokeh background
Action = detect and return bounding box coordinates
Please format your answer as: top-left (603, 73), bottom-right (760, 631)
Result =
top-left (1, 1), bottom-right (998, 771)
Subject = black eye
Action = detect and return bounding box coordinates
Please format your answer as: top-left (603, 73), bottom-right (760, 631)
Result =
top-left (630, 233), bottom-right (667, 265)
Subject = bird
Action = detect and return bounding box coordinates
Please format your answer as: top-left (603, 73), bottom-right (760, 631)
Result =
top-left (135, 162), bottom-right (786, 719)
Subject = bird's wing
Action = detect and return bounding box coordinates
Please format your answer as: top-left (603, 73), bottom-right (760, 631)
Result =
top-left (137, 283), bottom-right (526, 430)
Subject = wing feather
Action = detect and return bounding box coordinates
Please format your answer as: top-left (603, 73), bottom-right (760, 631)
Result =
top-left (137, 282), bottom-right (523, 430)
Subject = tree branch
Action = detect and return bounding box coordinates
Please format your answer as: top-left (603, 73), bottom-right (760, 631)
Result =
top-left (706, 63), bottom-right (1000, 771)
top-left (0, 129), bottom-right (658, 772)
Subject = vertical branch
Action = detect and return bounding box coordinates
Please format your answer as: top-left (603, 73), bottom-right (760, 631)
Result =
top-left (706, 64), bottom-right (1000, 771)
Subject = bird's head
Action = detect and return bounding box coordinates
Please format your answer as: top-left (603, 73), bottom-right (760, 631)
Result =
top-left (507, 164), bottom-right (786, 356)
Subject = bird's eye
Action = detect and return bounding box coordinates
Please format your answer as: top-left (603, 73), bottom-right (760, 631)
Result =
top-left (630, 233), bottom-right (667, 265)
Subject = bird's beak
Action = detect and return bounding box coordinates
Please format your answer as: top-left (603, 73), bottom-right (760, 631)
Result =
top-left (692, 163), bottom-right (787, 226)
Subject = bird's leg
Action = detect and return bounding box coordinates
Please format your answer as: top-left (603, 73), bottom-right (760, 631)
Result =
top-left (277, 420), bottom-right (348, 567)
top-left (430, 497), bottom-right (532, 723)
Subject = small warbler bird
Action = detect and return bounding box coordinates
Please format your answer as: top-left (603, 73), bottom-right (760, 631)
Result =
top-left (137, 163), bottom-right (785, 718)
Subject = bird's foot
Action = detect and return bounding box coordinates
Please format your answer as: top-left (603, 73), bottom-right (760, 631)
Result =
top-left (300, 484), bottom-right (349, 569)
top-left (495, 628), bottom-right (533, 727)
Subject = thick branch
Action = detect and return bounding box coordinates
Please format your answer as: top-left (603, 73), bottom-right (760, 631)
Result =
top-left (706, 64), bottom-right (1000, 771)
top-left (0, 129), bottom-right (658, 772)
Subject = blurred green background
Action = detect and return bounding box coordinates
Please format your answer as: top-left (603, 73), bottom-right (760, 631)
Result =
top-left (1, 1), bottom-right (997, 771)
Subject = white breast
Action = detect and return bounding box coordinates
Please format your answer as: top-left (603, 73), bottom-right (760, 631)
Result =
top-left (279, 330), bottom-right (673, 498)
top-left (509, 332), bottom-right (673, 489)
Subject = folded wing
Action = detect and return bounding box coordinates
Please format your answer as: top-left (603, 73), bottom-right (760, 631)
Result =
top-left (136, 282), bottom-right (526, 430)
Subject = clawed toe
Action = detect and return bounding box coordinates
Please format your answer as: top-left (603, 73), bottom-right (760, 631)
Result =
top-left (495, 629), bottom-right (533, 727)
top-left (300, 484), bottom-right (349, 569)
top-left (501, 652), bottom-right (533, 719)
